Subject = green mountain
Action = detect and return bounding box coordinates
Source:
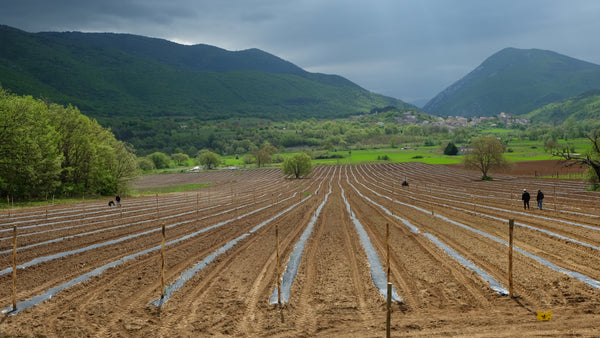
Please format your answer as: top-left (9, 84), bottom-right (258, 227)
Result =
top-left (0, 25), bottom-right (411, 123)
top-left (423, 47), bottom-right (600, 117)
top-left (525, 89), bottom-right (600, 124)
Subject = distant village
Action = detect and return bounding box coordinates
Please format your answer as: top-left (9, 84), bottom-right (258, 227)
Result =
top-left (391, 111), bottom-right (530, 129)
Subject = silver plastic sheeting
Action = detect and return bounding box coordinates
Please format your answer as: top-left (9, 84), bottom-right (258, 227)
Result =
top-left (423, 234), bottom-right (509, 295)
top-left (340, 187), bottom-right (402, 302)
top-left (269, 184), bottom-right (332, 304)
top-left (2, 192), bottom-right (303, 314)
top-left (151, 195), bottom-right (313, 306)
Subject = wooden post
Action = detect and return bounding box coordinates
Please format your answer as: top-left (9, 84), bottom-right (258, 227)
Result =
top-left (7, 195), bottom-right (10, 218)
top-left (196, 193), bottom-right (199, 217)
top-left (508, 219), bottom-right (514, 298)
top-left (430, 185), bottom-right (434, 215)
top-left (161, 223), bottom-right (166, 299)
top-left (156, 194), bottom-right (159, 218)
top-left (391, 183), bottom-right (395, 216)
top-left (386, 282), bottom-right (392, 338)
top-left (553, 185), bottom-right (557, 212)
top-left (276, 223), bottom-right (281, 304)
top-left (386, 223), bottom-right (390, 284)
top-left (12, 225), bottom-right (17, 311)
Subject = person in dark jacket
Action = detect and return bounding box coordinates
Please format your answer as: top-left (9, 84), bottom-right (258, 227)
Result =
top-left (115, 194), bottom-right (121, 207)
top-left (536, 190), bottom-right (544, 210)
top-left (521, 189), bottom-right (530, 210)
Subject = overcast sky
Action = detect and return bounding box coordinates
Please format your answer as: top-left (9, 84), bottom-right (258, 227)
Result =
top-left (2, 0), bottom-right (600, 105)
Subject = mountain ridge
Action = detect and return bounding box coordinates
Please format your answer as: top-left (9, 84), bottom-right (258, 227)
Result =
top-left (0, 25), bottom-right (411, 122)
top-left (423, 47), bottom-right (600, 117)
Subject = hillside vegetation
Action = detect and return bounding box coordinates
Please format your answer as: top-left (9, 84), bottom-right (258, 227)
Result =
top-left (525, 89), bottom-right (600, 124)
top-left (424, 47), bottom-right (600, 117)
top-left (0, 25), bottom-right (410, 122)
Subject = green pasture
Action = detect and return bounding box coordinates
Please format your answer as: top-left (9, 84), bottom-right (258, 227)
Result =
top-left (130, 183), bottom-right (212, 196)
top-left (312, 147), bottom-right (462, 166)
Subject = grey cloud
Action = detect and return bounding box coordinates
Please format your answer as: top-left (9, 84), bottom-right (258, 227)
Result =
top-left (1, 0), bottom-right (600, 103)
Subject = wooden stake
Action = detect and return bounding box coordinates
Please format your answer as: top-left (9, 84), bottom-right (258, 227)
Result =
top-left (508, 219), bottom-right (514, 298)
top-left (554, 185), bottom-right (557, 212)
top-left (276, 223), bottom-right (281, 304)
top-left (386, 223), bottom-right (390, 285)
top-left (7, 195), bottom-right (10, 218)
top-left (386, 282), bottom-right (392, 338)
top-left (156, 194), bottom-right (159, 218)
top-left (12, 225), bottom-right (17, 311)
top-left (161, 223), bottom-right (166, 299)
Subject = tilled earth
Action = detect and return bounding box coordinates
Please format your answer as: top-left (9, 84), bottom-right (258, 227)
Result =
top-left (1, 161), bottom-right (600, 337)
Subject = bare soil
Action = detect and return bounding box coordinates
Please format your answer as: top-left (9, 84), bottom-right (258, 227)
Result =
top-left (1, 161), bottom-right (600, 337)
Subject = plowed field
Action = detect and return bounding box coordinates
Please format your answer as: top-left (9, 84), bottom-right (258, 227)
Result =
top-left (2, 161), bottom-right (600, 337)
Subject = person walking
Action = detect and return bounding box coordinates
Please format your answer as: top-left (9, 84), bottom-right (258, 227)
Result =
top-left (115, 194), bottom-right (121, 207)
top-left (536, 189), bottom-right (544, 210)
top-left (521, 189), bottom-right (530, 210)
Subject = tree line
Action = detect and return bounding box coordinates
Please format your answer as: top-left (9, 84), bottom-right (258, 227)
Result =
top-left (0, 88), bottom-right (138, 200)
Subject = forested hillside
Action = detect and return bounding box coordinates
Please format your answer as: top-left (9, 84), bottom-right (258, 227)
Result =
top-left (424, 48), bottom-right (600, 117)
top-left (525, 89), bottom-right (600, 124)
top-left (0, 25), bottom-right (410, 122)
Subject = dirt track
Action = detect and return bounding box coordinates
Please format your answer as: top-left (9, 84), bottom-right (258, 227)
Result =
top-left (1, 161), bottom-right (600, 337)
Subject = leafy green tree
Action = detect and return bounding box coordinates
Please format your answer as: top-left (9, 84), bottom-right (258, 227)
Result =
top-left (148, 152), bottom-right (171, 169)
top-left (253, 143), bottom-right (277, 168)
top-left (49, 103), bottom-right (138, 195)
top-left (444, 142), bottom-right (459, 155)
top-left (463, 136), bottom-right (510, 180)
top-left (0, 89), bottom-right (137, 198)
top-left (197, 150), bottom-right (220, 169)
top-left (171, 153), bottom-right (190, 166)
top-left (282, 153), bottom-right (313, 179)
top-left (138, 157), bottom-right (155, 171)
top-left (0, 90), bottom-right (62, 198)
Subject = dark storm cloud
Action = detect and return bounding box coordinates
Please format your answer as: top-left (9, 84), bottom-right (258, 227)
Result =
top-left (2, 0), bottom-right (600, 104)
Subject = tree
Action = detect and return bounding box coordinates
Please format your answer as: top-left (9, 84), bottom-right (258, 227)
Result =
top-left (171, 153), bottom-right (190, 166)
top-left (553, 129), bottom-right (600, 189)
top-left (0, 89), bottom-right (138, 198)
top-left (148, 152), bottom-right (171, 169)
top-left (253, 143), bottom-right (277, 168)
top-left (282, 153), bottom-right (313, 179)
top-left (138, 157), bottom-right (155, 171)
top-left (197, 150), bottom-right (220, 169)
top-left (444, 142), bottom-right (459, 155)
top-left (463, 136), bottom-right (510, 180)
top-left (0, 90), bottom-right (62, 198)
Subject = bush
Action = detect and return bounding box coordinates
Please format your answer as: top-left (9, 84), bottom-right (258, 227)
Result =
top-left (443, 142), bottom-right (459, 155)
